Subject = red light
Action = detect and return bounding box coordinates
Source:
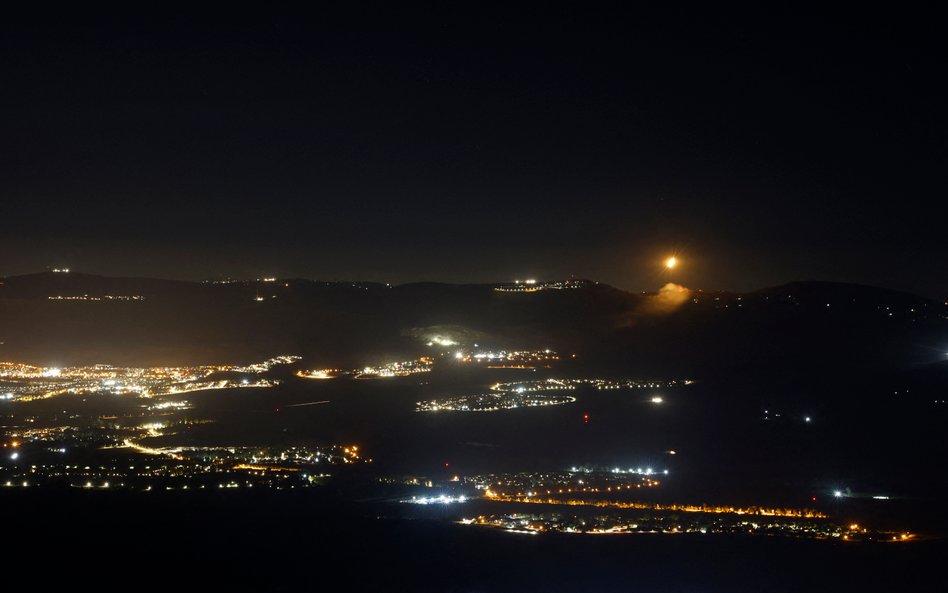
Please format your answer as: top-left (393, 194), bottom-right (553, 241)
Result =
top-left (811, 496), bottom-right (817, 501)
top-left (583, 413), bottom-right (590, 424)
top-left (444, 462), bottom-right (450, 468)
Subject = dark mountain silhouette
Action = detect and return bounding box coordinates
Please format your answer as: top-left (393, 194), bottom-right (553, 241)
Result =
top-left (0, 273), bottom-right (944, 377)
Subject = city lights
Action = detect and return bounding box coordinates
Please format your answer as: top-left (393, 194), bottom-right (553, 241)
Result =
top-left (298, 357), bottom-right (433, 380)
top-left (0, 356), bottom-right (299, 402)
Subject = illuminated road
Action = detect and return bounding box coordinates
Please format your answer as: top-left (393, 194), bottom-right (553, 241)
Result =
top-left (484, 491), bottom-right (827, 519)
top-left (121, 439), bottom-right (185, 461)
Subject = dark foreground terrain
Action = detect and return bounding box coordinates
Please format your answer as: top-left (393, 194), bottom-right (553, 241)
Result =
top-left (5, 489), bottom-right (944, 592)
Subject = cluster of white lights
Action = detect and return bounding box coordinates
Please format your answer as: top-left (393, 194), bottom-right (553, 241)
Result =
top-left (407, 494), bottom-right (468, 505)
top-left (569, 466), bottom-right (669, 476)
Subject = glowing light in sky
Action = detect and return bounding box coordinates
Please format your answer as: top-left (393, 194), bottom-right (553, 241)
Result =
top-left (665, 256), bottom-right (678, 269)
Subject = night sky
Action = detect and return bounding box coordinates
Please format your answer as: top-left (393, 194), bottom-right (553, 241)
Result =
top-left (2, 7), bottom-right (945, 297)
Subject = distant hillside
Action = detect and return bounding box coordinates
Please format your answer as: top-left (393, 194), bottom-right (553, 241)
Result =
top-left (594, 280), bottom-right (945, 380)
top-left (0, 272), bottom-right (944, 376)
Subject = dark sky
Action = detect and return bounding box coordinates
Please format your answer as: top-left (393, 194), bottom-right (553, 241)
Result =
top-left (2, 6), bottom-right (945, 297)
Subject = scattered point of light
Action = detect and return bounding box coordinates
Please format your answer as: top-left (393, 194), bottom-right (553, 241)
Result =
top-left (804, 416), bottom-right (811, 423)
top-left (833, 490), bottom-right (843, 498)
top-left (650, 396), bottom-right (664, 404)
top-left (455, 352), bottom-right (464, 360)
top-left (9, 452), bottom-right (18, 460)
top-left (665, 256), bottom-right (678, 269)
